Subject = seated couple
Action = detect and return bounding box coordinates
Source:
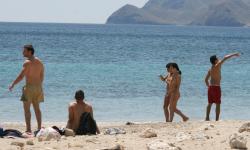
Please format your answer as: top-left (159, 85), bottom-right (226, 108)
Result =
top-left (66, 90), bottom-right (100, 135)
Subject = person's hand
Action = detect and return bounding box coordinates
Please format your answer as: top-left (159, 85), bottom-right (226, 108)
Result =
top-left (9, 84), bottom-right (14, 91)
top-left (159, 75), bottom-right (165, 81)
top-left (235, 53), bottom-right (240, 57)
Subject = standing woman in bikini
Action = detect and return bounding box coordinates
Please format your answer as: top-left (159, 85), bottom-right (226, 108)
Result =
top-left (168, 63), bottom-right (189, 122)
top-left (159, 63), bottom-right (172, 122)
top-left (161, 63), bottom-right (189, 122)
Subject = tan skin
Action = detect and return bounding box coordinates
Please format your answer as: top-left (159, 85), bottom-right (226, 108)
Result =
top-left (66, 100), bottom-right (100, 134)
top-left (160, 69), bottom-right (171, 122)
top-left (205, 53), bottom-right (240, 121)
top-left (9, 48), bottom-right (44, 132)
top-left (160, 67), bottom-right (189, 122)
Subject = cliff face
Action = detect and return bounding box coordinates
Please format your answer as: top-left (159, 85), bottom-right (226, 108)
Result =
top-left (106, 0), bottom-right (250, 27)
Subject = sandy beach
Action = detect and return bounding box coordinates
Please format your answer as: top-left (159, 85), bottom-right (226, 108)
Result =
top-left (1, 120), bottom-right (249, 150)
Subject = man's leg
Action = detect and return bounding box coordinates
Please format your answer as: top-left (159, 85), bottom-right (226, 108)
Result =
top-left (32, 101), bottom-right (42, 130)
top-left (205, 103), bottom-right (212, 121)
top-left (215, 104), bottom-right (220, 121)
top-left (23, 101), bottom-right (32, 132)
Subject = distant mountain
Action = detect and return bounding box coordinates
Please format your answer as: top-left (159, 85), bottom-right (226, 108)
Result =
top-left (106, 0), bottom-right (250, 27)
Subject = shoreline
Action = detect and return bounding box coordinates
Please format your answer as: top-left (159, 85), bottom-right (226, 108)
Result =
top-left (2, 119), bottom-right (249, 125)
top-left (1, 120), bottom-right (249, 150)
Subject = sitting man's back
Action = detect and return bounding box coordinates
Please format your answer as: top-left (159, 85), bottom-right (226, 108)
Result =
top-left (66, 90), bottom-right (100, 135)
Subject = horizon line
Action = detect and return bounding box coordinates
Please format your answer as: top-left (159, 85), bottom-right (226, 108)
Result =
top-left (0, 21), bottom-right (106, 25)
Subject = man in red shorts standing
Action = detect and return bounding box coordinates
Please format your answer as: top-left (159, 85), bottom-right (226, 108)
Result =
top-left (205, 53), bottom-right (240, 121)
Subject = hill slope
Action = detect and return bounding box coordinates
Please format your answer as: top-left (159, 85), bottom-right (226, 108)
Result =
top-left (106, 0), bottom-right (250, 26)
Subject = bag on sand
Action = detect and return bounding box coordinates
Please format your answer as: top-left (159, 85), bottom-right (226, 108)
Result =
top-left (76, 112), bottom-right (97, 135)
top-left (0, 128), bottom-right (4, 137)
top-left (36, 127), bottom-right (61, 141)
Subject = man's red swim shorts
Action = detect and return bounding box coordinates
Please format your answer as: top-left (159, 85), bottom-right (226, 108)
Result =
top-left (208, 86), bottom-right (221, 104)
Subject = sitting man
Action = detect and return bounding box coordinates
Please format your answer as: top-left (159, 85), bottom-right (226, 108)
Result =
top-left (66, 90), bottom-right (100, 135)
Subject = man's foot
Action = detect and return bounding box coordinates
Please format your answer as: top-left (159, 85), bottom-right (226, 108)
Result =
top-left (22, 131), bottom-right (34, 138)
top-left (25, 130), bottom-right (32, 134)
top-left (205, 118), bottom-right (210, 121)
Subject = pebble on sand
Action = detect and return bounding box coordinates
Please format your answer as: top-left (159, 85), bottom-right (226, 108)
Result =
top-left (26, 140), bottom-right (34, 145)
top-left (140, 128), bottom-right (157, 138)
top-left (125, 122), bottom-right (135, 125)
top-left (147, 140), bottom-right (182, 150)
top-left (68, 143), bottom-right (84, 148)
top-left (201, 124), bottom-right (215, 131)
top-left (99, 144), bottom-right (125, 150)
top-left (64, 128), bottom-right (75, 137)
top-left (11, 141), bottom-right (25, 147)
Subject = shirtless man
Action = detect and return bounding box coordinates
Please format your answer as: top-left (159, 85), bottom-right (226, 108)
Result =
top-left (205, 53), bottom-right (240, 121)
top-left (9, 45), bottom-right (44, 133)
top-left (66, 90), bottom-right (100, 134)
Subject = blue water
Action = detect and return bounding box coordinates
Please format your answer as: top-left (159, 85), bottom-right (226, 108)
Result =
top-left (0, 23), bottom-right (249, 122)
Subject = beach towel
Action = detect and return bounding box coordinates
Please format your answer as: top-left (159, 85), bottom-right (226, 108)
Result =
top-left (3, 129), bottom-right (23, 138)
top-left (76, 112), bottom-right (97, 135)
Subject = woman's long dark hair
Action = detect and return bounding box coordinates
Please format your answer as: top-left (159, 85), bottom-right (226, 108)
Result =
top-left (166, 63), bottom-right (182, 75)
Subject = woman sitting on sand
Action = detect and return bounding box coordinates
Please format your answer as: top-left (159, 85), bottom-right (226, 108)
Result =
top-left (160, 63), bottom-right (189, 122)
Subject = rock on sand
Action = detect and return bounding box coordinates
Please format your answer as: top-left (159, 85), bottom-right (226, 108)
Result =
top-left (229, 133), bottom-right (247, 149)
top-left (11, 141), bottom-right (25, 147)
top-left (140, 128), bottom-right (157, 138)
top-left (239, 122), bottom-right (250, 133)
top-left (147, 140), bottom-right (181, 150)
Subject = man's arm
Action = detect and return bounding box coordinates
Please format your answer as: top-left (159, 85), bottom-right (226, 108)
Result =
top-left (219, 53), bottom-right (240, 65)
top-left (66, 105), bottom-right (74, 130)
top-left (40, 64), bottom-right (44, 83)
top-left (9, 61), bottom-right (29, 91)
top-left (205, 70), bottom-right (211, 87)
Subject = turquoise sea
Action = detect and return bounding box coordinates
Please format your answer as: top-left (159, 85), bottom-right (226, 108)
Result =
top-left (0, 23), bottom-right (249, 122)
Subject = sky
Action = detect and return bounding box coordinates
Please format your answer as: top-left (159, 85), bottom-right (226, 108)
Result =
top-left (0, 0), bottom-right (148, 24)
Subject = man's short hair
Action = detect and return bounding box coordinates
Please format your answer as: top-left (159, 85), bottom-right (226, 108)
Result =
top-left (75, 90), bottom-right (85, 101)
top-left (210, 55), bottom-right (218, 65)
top-left (24, 44), bottom-right (35, 55)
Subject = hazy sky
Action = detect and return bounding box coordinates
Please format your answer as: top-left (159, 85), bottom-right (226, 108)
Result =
top-left (0, 0), bottom-right (148, 24)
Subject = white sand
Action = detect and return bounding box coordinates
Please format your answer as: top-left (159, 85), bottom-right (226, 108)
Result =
top-left (0, 120), bottom-right (250, 150)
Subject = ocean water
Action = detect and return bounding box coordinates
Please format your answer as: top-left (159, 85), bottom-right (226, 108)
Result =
top-left (0, 23), bottom-right (249, 122)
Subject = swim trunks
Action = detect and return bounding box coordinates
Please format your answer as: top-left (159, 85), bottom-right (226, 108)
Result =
top-left (208, 86), bottom-right (221, 104)
top-left (21, 84), bottom-right (44, 103)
